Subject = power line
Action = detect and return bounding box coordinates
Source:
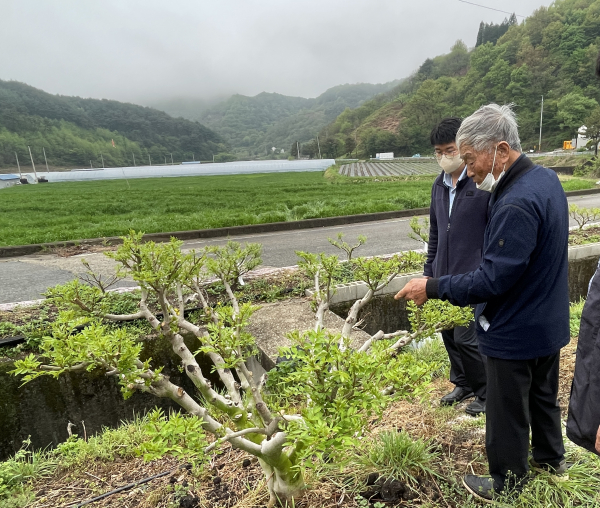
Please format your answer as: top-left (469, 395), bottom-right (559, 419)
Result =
top-left (457, 0), bottom-right (525, 18)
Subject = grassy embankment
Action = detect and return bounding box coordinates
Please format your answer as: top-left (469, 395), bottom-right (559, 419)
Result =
top-left (0, 168), bottom-right (597, 247)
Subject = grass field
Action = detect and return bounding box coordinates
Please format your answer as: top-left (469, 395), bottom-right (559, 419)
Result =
top-left (0, 170), bottom-right (597, 246)
top-left (0, 171), bottom-right (437, 246)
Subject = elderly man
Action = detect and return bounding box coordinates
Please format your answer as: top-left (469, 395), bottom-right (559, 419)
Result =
top-left (396, 104), bottom-right (570, 501)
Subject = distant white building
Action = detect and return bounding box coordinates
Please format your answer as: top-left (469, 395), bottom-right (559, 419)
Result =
top-left (376, 152), bottom-right (394, 160)
top-left (572, 125), bottom-right (589, 149)
top-left (0, 174), bottom-right (19, 189)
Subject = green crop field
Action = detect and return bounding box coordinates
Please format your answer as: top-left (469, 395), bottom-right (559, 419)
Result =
top-left (0, 170), bottom-right (596, 246)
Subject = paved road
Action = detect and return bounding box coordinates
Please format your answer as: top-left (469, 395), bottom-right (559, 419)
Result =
top-left (1, 194), bottom-right (600, 305)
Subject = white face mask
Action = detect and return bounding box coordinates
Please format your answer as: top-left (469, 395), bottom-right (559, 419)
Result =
top-left (476, 145), bottom-right (506, 193)
top-left (438, 154), bottom-right (463, 174)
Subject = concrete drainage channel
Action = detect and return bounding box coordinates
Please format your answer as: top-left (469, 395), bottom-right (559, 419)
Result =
top-left (1, 243), bottom-right (599, 460)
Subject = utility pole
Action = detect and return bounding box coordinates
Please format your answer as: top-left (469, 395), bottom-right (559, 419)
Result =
top-left (132, 152), bottom-right (136, 167)
top-left (148, 153), bottom-right (152, 166)
top-left (164, 156), bottom-right (167, 166)
top-left (192, 153), bottom-right (195, 162)
top-left (15, 152), bottom-right (22, 179)
top-left (27, 146), bottom-right (38, 181)
top-left (100, 153), bottom-right (105, 168)
top-left (90, 160), bottom-right (93, 169)
top-left (170, 153), bottom-right (174, 165)
top-left (43, 147), bottom-right (50, 172)
top-left (538, 95), bottom-right (544, 153)
top-left (297, 141), bottom-right (300, 160)
top-left (316, 135), bottom-right (322, 159)
top-left (213, 154), bottom-right (215, 163)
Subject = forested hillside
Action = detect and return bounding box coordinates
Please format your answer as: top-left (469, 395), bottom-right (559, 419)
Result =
top-left (318, 0), bottom-right (600, 158)
top-left (195, 81), bottom-right (400, 157)
top-left (0, 80), bottom-right (228, 169)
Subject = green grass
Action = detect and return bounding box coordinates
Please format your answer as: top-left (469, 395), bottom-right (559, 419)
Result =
top-left (0, 170), bottom-right (596, 246)
top-left (560, 178), bottom-right (597, 192)
top-left (0, 171), bottom-right (435, 246)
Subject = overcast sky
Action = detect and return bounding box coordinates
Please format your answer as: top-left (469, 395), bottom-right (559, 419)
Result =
top-left (1, 0), bottom-right (553, 104)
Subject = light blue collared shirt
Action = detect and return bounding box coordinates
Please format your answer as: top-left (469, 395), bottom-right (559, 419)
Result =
top-left (442, 165), bottom-right (468, 217)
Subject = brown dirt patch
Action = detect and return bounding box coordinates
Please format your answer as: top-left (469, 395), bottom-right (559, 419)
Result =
top-left (569, 226), bottom-right (600, 245)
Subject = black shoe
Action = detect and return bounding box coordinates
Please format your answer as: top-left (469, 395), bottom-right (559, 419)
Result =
top-left (462, 475), bottom-right (495, 503)
top-left (465, 397), bottom-right (486, 416)
top-left (530, 458), bottom-right (571, 481)
top-left (440, 386), bottom-right (474, 406)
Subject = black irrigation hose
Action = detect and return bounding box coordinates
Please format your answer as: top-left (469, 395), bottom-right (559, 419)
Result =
top-left (66, 463), bottom-right (190, 507)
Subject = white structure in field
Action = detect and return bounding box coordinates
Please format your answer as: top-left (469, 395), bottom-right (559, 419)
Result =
top-left (21, 159), bottom-right (336, 183)
top-left (376, 152), bottom-right (394, 160)
top-left (0, 174), bottom-right (19, 189)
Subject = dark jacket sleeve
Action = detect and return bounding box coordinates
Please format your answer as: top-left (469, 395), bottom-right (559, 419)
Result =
top-left (423, 185), bottom-right (437, 277)
top-left (427, 203), bottom-right (539, 306)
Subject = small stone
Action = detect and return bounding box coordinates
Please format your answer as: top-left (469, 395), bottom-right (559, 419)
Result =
top-left (242, 459), bottom-right (251, 468)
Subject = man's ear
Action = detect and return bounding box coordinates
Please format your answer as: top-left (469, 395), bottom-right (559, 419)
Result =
top-left (496, 141), bottom-right (511, 164)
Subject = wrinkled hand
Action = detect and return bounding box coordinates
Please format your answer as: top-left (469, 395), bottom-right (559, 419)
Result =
top-left (394, 278), bottom-right (429, 306)
top-left (596, 425), bottom-right (600, 454)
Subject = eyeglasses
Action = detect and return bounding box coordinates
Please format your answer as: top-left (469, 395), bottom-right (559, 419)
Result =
top-left (434, 149), bottom-right (459, 160)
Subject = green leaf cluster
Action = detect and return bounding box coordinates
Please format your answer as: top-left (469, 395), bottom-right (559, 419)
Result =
top-left (11, 320), bottom-right (158, 399)
top-left (199, 303), bottom-right (259, 369)
top-left (268, 328), bottom-right (443, 462)
top-left (136, 409), bottom-right (208, 465)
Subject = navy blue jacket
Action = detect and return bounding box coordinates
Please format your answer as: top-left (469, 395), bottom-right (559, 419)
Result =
top-left (424, 170), bottom-right (490, 278)
top-left (426, 155), bottom-right (570, 360)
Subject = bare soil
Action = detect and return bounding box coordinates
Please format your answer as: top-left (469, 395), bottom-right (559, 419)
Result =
top-left (569, 225), bottom-right (600, 245)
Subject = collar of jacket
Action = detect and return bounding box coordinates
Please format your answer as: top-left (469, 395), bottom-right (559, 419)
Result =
top-left (489, 154), bottom-right (534, 208)
top-left (435, 169), bottom-right (470, 189)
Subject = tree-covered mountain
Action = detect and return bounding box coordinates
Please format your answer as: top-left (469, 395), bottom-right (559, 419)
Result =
top-left (191, 81), bottom-right (400, 157)
top-left (0, 80), bottom-right (228, 169)
top-left (318, 0), bottom-right (600, 159)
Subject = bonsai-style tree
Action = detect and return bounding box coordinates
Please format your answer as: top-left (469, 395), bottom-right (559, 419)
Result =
top-left (12, 232), bottom-right (471, 506)
top-left (569, 204), bottom-right (600, 231)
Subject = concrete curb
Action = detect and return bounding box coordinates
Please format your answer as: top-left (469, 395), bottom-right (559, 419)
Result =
top-left (2, 187), bottom-right (600, 259)
top-left (305, 272), bottom-right (423, 304)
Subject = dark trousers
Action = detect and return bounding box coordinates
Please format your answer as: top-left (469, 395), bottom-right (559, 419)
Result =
top-left (486, 353), bottom-right (565, 491)
top-left (441, 319), bottom-right (487, 399)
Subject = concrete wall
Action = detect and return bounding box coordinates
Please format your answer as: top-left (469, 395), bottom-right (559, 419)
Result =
top-left (0, 335), bottom-right (218, 461)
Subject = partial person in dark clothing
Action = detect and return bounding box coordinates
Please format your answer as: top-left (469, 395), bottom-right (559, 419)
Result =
top-left (426, 118), bottom-right (489, 415)
top-left (567, 50), bottom-right (600, 457)
top-left (395, 104), bottom-right (569, 502)
top-left (567, 258), bottom-right (600, 456)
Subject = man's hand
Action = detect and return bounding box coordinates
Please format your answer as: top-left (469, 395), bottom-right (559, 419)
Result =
top-left (394, 278), bottom-right (429, 306)
top-left (595, 425), bottom-right (600, 454)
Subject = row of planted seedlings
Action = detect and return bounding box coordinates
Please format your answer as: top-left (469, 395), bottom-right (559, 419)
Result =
top-left (7, 230), bottom-right (472, 507)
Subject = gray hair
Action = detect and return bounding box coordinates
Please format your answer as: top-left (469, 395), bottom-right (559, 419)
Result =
top-left (456, 103), bottom-right (522, 153)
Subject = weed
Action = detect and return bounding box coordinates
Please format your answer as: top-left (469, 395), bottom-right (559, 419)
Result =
top-left (54, 414), bottom-right (149, 468)
top-left (0, 439), bottom-right (57, 499)
top-left (360, 430), bottom-right (437, 484)
top-left (570, 299), bottom-right (586, 337)
top-left (136, 409), bottom-right (208, 466)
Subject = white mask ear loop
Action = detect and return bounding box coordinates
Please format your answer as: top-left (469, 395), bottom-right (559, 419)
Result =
top-left (491, 145), bottom-right (498, 175)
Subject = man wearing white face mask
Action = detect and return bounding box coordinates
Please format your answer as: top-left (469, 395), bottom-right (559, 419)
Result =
top-left (396, 104), bottom-right (569, 501)
top-left (426, 118), bottom-right (489, 416)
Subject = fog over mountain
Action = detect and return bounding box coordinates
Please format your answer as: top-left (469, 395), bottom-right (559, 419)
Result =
top-left (1, 0), bottom-right (552, 104)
